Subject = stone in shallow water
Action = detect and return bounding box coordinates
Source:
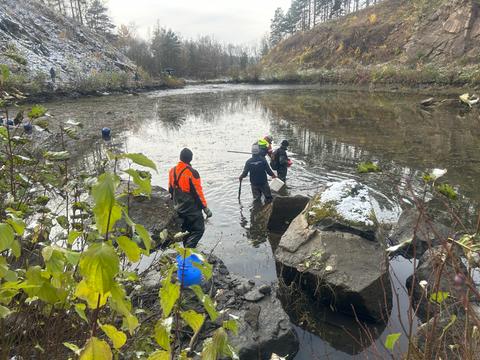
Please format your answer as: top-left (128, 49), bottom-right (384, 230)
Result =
top-left (275, 182), bottom-right (393, 323)
top-left (244, 289), bottom-right (265, 302)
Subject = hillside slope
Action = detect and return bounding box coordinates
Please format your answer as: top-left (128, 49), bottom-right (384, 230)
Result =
top-left (262, 0), bottom-right (480, 86)
top-left (0, 0), bottom-right (135, 92)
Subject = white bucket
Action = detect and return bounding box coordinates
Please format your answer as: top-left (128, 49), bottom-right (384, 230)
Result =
top-left (270, 178), bottom-right (285, 192)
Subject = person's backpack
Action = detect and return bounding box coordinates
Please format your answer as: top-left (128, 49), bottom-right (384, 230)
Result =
top-left (270, 149), bottom-right (280, 170)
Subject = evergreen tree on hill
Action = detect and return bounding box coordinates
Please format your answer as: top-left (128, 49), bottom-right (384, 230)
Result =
top-left (85, 0), bottom-right (115, 36)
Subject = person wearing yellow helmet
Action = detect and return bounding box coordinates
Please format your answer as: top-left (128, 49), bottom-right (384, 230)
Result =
top-left (257, 135), bottom-right (273, 158)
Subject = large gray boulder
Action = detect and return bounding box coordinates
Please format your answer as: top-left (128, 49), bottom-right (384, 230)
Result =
top-left (390, 207), bottom-right (453, 258)
top-left (275, 180), bottom-right (393, 322)
top-left (228, 282), bottom-right (299, 359)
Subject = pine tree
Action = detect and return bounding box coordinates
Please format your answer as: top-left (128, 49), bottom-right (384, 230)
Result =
top-left (270, 8), bottom-right (285, 46)
top-left (85, 0), bottom-right (115, 36)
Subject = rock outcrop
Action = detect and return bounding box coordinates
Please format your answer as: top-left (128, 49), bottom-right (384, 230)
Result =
top-left (0, 0), bottom-right (135, 87)
top-left (405, 0), bottom-right (480, 63)
top-left (275, 180), bottom-right (392, 322)
top-left (263, 0), bottom-right (480, 84)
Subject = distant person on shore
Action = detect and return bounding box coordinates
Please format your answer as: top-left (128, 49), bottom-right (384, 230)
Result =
top-left (49, 67), bottom-right (56, 83)
top-left (239, 144), bottom-right (276, 203)
top-left (271, 140), bottom-right (291, 183)
top-left (169, 148), bottom-right (212, 248)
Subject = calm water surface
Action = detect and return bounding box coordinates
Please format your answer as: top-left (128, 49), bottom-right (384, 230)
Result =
top-left (44, 84), bottom-right (480, 359)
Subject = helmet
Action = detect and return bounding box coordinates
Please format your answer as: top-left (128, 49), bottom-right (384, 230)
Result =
top-left (264, 135), bottom-right (273, 144)
top-left (281, 140), bottom-right (289, 147)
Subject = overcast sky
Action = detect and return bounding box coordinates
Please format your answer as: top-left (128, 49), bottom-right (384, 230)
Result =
top-left (109, 0), bottom-right (291, 45)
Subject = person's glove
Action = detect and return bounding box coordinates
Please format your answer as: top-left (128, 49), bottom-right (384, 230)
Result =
top-left (203, 207), bottom-right (213, 218)
top-left (238, 176), bottom-right (244, 182)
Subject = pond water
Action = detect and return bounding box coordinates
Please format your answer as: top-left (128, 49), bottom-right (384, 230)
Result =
top-left (43, 84), bottom-right (480, 359)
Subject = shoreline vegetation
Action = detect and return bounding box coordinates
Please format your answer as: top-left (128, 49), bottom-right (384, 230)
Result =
top-left (11, 67), bottom-right (480, 105)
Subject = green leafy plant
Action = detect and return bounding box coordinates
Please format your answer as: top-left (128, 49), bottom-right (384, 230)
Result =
top-left (436, 183), bottom-right (457, 200)
top-left (357, 161), bottom-right (381, 174)
top-left (28, 104), bottom-right (47, 119)
top-left (0, 90), bottom-right (238, 358)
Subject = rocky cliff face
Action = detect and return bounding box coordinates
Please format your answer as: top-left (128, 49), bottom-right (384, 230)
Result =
top-left (405, 0), bottom-right (480, 63)
top-left (263, 0), bottom-right (480, 74)
top-left (0, 0), bottom-right (135, 88)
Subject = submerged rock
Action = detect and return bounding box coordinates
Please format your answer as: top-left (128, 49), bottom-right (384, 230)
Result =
top-left (275, 181), bottom-right (393, 322)
top-left (389, 207), bottom-right (453, 258)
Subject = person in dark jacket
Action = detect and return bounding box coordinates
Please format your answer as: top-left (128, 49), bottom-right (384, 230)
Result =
top-left (169, 148), bottom-right (212, 248)
top-left (274, 140), bottom-right (290, 183)
top-left (50, 67), bottom-right (56, 83)
top-left (239, 145), bottom-right (276, 203)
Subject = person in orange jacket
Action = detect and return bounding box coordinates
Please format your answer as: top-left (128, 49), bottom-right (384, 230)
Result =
top-left (169, 148), bottom-right (212, 248)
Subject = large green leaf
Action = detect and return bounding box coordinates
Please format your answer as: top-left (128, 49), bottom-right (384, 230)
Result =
top-left (100, 323), bottom-right (127, 349)
top-left (147, 350), bottom-right (170, 360)
top-left (222, 319), bottom-right (238, 335)
top-left (24, 266), bottom-right (62, 304)
top-left (154, 317), bottom-right (172, 351)
top-left (384, 333), bottom-right (401, 351)
top-left (75, 303), bottom-right (88, 322)
top-left (117, 236), bottom-right (141, 263)
top-left (74, 280), bottom-right (110, 309)
top-left (91, 173), bottom-right (122, 235)
top-left (124, 169), bottom-right (152, 196)
top-left (191, 285), bottom-right (218, 321)
top-left (181, 310), bottom-right (205, 333)
top-left (80, 337), bottom-right (112, 360)
top-left (193, 261), bottom-right (213, 281)
top-left (159, 272), bottom-right (180, 317)
top-left (136, 224), bottom-right (152, 253)
top-left (79, 243), bottom-right (119, 295)
top-left (201, 328), bottom-right (234, 360)
top-left (430, 291), bottom-right (450, 304)
top-left (0, 304), bottom-right (12, 319)
top-left (122, 153), bottom-right (157, 172)
top-left (6, 215), bottom-right (25, 236)
top-left (0, 256), bottom-right (16, 281)
top-left (109, 283), bottom-right (139, 335)
top-left (68, 230), bottom-right (82, 245)
top-left (0, 223), bottom-right (14, 252)
top-left (43, 151), bottom-right (71, 161)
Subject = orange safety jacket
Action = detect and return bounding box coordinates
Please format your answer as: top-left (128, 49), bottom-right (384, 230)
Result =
top-left (168, 161), bottom-right (207, 214)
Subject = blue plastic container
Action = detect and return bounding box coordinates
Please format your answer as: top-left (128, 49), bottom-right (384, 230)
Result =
top-left (7, 120), bottom-right (14, 126)
top-left (101, 127), bottom-right (111, 139)
top-left (23, 122), bottom-right (33, 132)
top-left (176, 254), bottom-right (203, 287)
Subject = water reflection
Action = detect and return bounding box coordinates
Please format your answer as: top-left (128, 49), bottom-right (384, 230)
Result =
top-left (40, 85), bottom-right (480, 359)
